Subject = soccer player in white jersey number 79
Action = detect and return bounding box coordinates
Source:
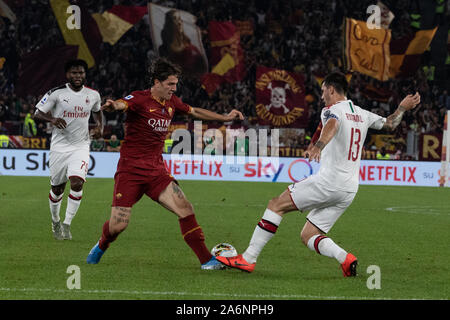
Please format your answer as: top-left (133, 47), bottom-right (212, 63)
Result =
top-left (34, 59), bottom-right (103, 240)
top-left (217, 72), bottom-right (421, 277)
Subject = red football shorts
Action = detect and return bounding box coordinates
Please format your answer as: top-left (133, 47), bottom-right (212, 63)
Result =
top-left (112, 156), bottom-right (175, 207)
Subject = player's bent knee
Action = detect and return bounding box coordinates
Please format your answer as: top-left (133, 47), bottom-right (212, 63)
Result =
top-left (52, 186), bottom-right (65, 196)
top-left (51, 182), bottom-right (66, 196)
top-left (69, 177), bottom-right (84, 192)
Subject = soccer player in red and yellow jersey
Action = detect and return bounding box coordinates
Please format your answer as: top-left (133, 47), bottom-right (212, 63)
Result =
top-left (87, 58), bottom-right (244, 269)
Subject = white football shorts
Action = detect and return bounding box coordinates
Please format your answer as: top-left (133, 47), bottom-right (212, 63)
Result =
top-left (288, 174), bottom-right (356, 233)
top-left (49, 149), bottom-right (90, 186)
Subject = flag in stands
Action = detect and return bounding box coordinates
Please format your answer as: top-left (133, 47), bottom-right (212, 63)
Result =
top-left (148, 3), bottom-right (208, 77)
top-left (92, 5), bottom-right (147, 45)
top-left (201, 53), bottom-right (237, 95)
top-left (343, 18), bottom-right (391, 81)
top-left (50, 0), bottom-right (101, 68)
top-left (207, 21), bottom-right (246, 83)
top-left (389, 28), bottom-right (438, 79)
top-left (255, 66), bottom-right (308, 128)
top-left (201, 21), bottom-right (246, 94)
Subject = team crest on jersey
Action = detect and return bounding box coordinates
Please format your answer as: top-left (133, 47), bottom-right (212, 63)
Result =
top-left (85, 96), bottom-right (90, 105)
top-left (124, 95), bottom-right (134, 100)
top-left (323, 109), bottom-right (338, 121)
top-left (168, 107), bottom-right (173, 115)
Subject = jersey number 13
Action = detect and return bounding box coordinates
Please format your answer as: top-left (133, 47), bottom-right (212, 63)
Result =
top-left (348, 127), bottom-right (361, 162)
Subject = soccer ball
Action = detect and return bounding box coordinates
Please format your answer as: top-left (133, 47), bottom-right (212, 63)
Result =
top-left (211, 243), bottom-right (237, 258)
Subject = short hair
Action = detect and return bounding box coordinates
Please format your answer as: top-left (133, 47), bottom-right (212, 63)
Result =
top-left (65, 59), bottom-right (88, 73)
top-left (149, 58), bottom-right (181, 86)
top-left (323, 72), bottom-right (348, 95)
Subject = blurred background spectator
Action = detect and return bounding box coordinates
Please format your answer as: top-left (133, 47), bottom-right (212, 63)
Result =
top-left (90, 129), bottom-right (106, 151)
top-left (106, 134), bottom-right (121, 152)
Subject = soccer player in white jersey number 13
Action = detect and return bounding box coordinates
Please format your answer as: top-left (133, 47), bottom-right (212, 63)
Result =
top-left (33, 59), bottom-right (103, 241)
top-left (217, 72), bottom-right (421, 277)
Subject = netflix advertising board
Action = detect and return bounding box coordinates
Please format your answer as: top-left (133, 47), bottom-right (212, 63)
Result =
top-left (0, 150), bottom-right (448, 187)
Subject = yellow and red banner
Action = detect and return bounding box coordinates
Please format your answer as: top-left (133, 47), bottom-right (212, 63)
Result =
top-left (201, 21), bottom-right (246, 94)
top-left (389, 27), bottom-right (437, 78)
top-left (208, 21), bottom-right (246, 82)
top-left (343, 18), bottom-right (391, 81)
top-left (92, 5), bottom-right (147, 45)
top-left (45, 2), bottom-right (148, 69)
top-left (255, 66), bottom-right (308, 128)
top-left (50, 0), bottom-right (102, 68)
top-left (344, 17), bottom-right (437, 81)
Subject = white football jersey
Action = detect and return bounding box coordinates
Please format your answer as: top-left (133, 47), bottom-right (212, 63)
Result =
top-left (36, 84), bottom-right (101, 152)
top-left (318, 100), bottom-right (386, 192)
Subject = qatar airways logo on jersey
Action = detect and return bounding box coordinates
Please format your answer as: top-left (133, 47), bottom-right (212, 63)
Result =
top-left (63, 106), bottom-right (89, 118)
top-left (148, 118), bottom-right (171, 132)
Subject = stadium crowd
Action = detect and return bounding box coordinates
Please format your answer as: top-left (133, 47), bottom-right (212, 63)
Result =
top-left (0, 0), bottom-right (449, 159)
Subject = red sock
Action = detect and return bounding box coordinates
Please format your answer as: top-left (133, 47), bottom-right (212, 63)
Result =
top-left (179, 215), bottom-right (212, 264)
top-left (98, 220), bottom-right (118, 251)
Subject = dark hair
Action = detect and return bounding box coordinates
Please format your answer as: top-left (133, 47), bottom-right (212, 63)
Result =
top-left (64, 59), bottom-right (88, 73)
top-left (149, 58), bottom-right (182, 86)
top-left (323, 72), bottom-right (348, 95)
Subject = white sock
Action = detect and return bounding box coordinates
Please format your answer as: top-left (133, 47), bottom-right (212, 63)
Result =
top-left (307, 234), bottom-right (348, 264)
top-left (49, 190), bottom-right (63, 223)
top-left (63, 189), bottom-right (82, 225)
top-left (243, 209), bottom-right (283, 264)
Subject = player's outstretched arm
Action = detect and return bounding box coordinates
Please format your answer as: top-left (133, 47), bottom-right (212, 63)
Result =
top-left (383, 92), bottom-right (421, 131)
top-left (307, 118), bottom-right (339, 162)
top-left (190, 107), bottom-right (244, 122)
top-left (304, 122), bottom-right (323, 158)
top-left (101, 99), bottom-right (127, 112)
top-left (33, 109), bottom-right (67, 129)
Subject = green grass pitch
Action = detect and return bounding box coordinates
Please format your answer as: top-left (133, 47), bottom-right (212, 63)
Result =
top-left (0, 176), bottom-right (449, 300)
